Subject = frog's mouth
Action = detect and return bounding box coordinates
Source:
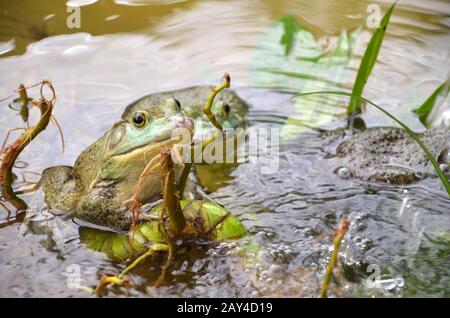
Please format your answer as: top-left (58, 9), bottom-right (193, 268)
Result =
top-left (113, 134), bottom-right (174, 157)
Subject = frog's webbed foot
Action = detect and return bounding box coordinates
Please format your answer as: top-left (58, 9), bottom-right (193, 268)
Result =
top-left (194, 182), bottom-right (220, 205)
top-left (137, 199), bottom-right (163, 222)
top-left (182, 168), bottom-right (220, 204)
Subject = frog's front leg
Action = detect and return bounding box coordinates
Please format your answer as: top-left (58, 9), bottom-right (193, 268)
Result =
top-left (40, 166), bottom-right (82, 214)
top-left (77, 179), bottom-right (134, 230)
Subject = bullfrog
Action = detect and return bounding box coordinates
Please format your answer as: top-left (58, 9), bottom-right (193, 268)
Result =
top-left (326, 127), bottom-right (450, 184)
top-left (40, 86), bottom-right (248, 230)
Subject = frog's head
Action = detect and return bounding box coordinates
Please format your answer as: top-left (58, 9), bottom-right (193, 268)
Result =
top-left (99, 98), bottom-right (193, 202)
top-left (105, 98), bottom-right (192, 157)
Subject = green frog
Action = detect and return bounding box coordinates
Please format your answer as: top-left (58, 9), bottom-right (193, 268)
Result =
top-left (40, 86), bottom-right (248, 230)
top-left (326, 127), bottom-right (450, 184)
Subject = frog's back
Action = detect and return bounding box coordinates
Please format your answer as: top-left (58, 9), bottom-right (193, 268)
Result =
top-left (121, 85), bottom-right (248, 120)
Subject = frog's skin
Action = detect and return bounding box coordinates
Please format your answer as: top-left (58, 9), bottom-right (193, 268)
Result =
top-left (40, 86), bottom-right (248, 230)
top-left (327, 127), bottom-right (450, 184)
top-left (122, 85), bottom-right (247, 130)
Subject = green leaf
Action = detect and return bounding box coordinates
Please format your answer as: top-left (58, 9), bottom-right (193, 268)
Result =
top-left (280, 14), bottom-right (299, 56)
top-left (112, 235), bottom-right (131, 260)
top-left (80, 200), bottom-right (248, 261)
top-left (412, 81), bottom-right (450, 127)
top-left (347, 2), bottom-right (396, 114)
top-left (200, 201), bottom-right (248, 239)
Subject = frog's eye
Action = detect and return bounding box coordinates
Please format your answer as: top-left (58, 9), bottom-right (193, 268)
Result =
top-left (223, 103), bottom-right (230, 114)
top-left (173, 98), bottom-right (181, 111)
top-left (132, 112), bottom-right (147, 128)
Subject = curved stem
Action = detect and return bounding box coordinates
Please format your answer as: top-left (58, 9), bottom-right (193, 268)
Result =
top-left (203, 73), bottom-right (230, 131)
top-left (0, 80), bottom-right (57, 210)
top-left (177, 74), bottom-right (231, 198)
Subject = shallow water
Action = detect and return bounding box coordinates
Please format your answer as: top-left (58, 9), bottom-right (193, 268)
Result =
top-left (0, 0), bottom-right (449, 297)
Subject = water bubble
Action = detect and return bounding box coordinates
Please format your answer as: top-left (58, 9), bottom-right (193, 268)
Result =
top-left (394, 277), bottom-right (404, 288)
top-left (192, 259), bottom-right (204, 273)
top-left (180, 260), bottom-right (189, 271)
top-left (378, 277), bottom-right (404, 291)
top-left (255, 231), bottom-right (267, 240)
top-left (13, 160), bottom-right (28, 169)
top-left (334, 166), bottom-right (354, 179)
top-left (414, 171), bottom-right (425, 179)
top-left (378, 279), bottom-right (396, 291)
top-left (259, 270), bottom-right (269, 280)
top-left (268, 264), bottom-right (284, 278)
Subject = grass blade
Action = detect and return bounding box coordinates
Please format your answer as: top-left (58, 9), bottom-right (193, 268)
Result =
top-left (413, 81), bottom-right (450, 127)
top-left (347, 2), bottom-right (396, 114)
top-left (297, 90), bottom-right (450, 196)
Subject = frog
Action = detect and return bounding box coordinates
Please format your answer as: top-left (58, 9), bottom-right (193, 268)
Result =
top-left (40, 86), bottom-right (248, 230)
top-left (325, 127), bottom-right (450, 184)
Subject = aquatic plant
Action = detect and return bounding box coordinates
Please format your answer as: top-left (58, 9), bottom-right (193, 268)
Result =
top-left (320, 218), bottom-right (350, 298)
top-left (347, 2), bottom-right (396, 114)
top-left (413, 80), bottom-right (450, 127)
top-left (0, 81), bottom-right (64, 210)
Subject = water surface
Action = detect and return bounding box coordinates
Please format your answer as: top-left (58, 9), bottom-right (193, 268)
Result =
top-left (0, 0), bottom-right (449, 297)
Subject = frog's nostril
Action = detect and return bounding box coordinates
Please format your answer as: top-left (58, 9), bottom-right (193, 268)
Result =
top-left (173, 98), bottom-right (181, 110)
top-left (171, 116), bottom-right (193, 131)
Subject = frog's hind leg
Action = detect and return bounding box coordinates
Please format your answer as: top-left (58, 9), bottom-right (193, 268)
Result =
top-left (40, 166), bottom-right (81, 212)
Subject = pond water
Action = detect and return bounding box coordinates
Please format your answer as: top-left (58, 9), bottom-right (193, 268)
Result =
top-left (0, 0), bottom-right (449, 297)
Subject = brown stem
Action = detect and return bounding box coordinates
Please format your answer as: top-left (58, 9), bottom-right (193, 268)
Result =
top-left (160, 147), bottom-right (185, 236)
top-left (320, 218), bottom-right (350, 298)
top-left (0, 80), bottom-right (56, 210)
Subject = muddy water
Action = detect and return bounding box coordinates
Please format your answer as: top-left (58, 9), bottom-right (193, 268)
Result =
top-left (0, 0), bottom-right (449, 297)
